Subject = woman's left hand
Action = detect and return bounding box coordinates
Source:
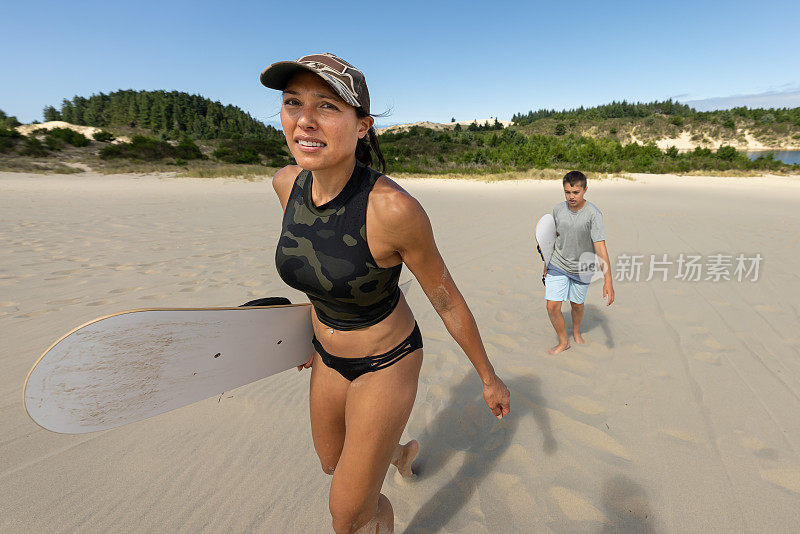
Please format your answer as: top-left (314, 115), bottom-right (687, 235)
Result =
top-left (482, 374), bottom-right (510, 419)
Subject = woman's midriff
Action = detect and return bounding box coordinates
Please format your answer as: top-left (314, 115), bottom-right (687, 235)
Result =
top-left (311, 292), bottom-right (417, 358)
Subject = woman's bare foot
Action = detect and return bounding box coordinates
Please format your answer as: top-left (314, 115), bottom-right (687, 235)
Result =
top-left (573, 331), bottom-right (585, 344)
top-left (391, 440), bottom-right (418, 478)
top-left (548, 342), bottom-right (571, 355)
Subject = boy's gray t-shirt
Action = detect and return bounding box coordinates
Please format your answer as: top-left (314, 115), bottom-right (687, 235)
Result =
top-left (549, 201), bottom-right (606, 276)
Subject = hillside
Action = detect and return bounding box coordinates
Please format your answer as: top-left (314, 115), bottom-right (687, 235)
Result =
top-left (511, 100), bottom-right (800, 150)
top-left (43, 90), bottom-right (280, 140)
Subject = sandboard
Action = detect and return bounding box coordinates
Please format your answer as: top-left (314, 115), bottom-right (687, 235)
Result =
top-left (535, 214), bottom-right (557, 285)
top-left (24, 303), bottom-right (313, 434)
top-left (24, 282), bottom-right (414, 435)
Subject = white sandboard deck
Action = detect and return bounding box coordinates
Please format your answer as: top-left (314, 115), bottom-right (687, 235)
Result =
top-left (24, 304), bottom-right (313, 434)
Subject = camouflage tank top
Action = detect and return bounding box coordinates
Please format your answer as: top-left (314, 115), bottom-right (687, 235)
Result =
top-left (275, 163), bottom-right (402, 330)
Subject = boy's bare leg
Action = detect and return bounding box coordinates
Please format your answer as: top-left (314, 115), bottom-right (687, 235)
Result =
top-left (546, 300), bottom-right (570, 354)
top-left (571, 301), bottom-right (585, 344)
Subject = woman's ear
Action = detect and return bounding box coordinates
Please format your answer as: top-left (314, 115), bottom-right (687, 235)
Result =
top-left (358, 115), bottom-right (374, 139)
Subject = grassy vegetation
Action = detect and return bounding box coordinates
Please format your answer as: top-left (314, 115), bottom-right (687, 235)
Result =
top-left (0, 157), bottom-right (83, 174)
top-left (378, 126), bottom-right (797, 175)
top-left (393, 168), bottom-right (625, 182)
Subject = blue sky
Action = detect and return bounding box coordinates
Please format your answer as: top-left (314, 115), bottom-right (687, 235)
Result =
top-left (3, 0), bottom-right (799, 125)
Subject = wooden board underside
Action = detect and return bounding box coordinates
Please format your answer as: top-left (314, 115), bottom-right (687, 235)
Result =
top-left (24, 305), bottom-right (313, 434)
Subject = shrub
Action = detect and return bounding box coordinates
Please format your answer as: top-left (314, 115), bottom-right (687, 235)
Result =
top-left (45, 136), bottom-right (63, 150)
top-left (92, 130), bottom-right (115, 142)
top-left (213, 146), bottom-right (260, 164)
top-left (716, 145), bottom-right (738, 161)
top-left (554, 123), bottom-right (566, 135)
top-left (0, 127), bottom-right (21, 153)
top-left (100, 135), bottom-right (204, 161)
top-left (46, 128), bottom-right (90, 147)
top-left (21, 137), bottom-right (49, 157)
top-left (174, 138), bottom-right (204, 160)
top-left (670, 116), bottom-right (684, 127)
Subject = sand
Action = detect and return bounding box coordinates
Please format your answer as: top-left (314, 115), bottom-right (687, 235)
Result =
top-left (2, 170), bottom-right (800, 532)
top-left (14, 122), bottom-right (131, 144)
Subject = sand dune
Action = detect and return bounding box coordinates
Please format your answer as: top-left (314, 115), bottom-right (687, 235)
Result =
top-left (2, 171), bottom-right (800, 532)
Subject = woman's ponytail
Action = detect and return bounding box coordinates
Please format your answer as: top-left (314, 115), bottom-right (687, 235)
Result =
top-left (355, 110), bottom-right (386, 173)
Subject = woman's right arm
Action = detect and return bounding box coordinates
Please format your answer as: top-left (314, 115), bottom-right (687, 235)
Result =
top-left (272, 165), bottom-right (302, 211)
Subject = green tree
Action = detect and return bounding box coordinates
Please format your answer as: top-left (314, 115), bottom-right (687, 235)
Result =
top-left (43, 106), bottom-right (61, 122)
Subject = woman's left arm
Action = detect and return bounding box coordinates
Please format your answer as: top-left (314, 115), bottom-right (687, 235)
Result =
top-left (378, 188), bottom-right (510, 419)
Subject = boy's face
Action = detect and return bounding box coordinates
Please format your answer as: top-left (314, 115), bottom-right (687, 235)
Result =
top-left (563, 181), bottom-right (587, 207)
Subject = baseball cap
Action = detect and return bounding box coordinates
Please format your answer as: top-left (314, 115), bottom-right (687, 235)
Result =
top-left (260, 53), bottom-right (370, 114)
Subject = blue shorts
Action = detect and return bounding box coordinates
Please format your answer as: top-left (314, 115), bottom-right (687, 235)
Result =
top-left (545, 270), bottom-right (589, 304)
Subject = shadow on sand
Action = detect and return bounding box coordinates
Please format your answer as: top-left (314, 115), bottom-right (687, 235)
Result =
top-left (597, 475), bottom-right (657, 533)
top-left (571, 303), bottom-right (614, 348)
top-left (404, 372), bottom-right (556, 532)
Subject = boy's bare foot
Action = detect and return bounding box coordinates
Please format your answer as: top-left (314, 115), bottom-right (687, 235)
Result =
top-left (391, 440), bottom-right (418, 478)
top-left (573, 332), bottom-right (585, 344)
top-left (548, 342), bottom-right (571, 354)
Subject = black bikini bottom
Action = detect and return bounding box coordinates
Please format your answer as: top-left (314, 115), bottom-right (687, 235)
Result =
top-left (312, 322), bottom-right (423, 382)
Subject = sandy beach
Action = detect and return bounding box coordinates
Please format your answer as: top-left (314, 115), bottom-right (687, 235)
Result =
top-left (2, 170), bottom-right (800, 533)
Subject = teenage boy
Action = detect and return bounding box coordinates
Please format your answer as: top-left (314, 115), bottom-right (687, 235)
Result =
top-left (544, 171), bottom-right (614, 354)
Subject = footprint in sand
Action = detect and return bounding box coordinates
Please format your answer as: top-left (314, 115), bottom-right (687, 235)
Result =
top-left (695, 351), bottom-right (721, 365)
top-left (86, 300), bottom-right (114, 306)
top-left (139, 294), bottom-right (167, 300)
top-left (689, 326), bottom-right (710, 334)
top-left (629, 344), bottom-right (650, 356)
top-left (549, 486), bottom-right (607, 523)
top-left (739, 434), bottom-right (779, 460)
top-left (760, 469), bottom-right (800, 495)
top-left (50, 269), bottom-right (80, 275)
top-left (494, 309), bottom-right (517, 323)
top-left (554, 358), bottom-right (597, 377)
top-left (755, 304), bottom-right (779, 313)
top-left (16, 310), bottom-right (50, 318)
top-left (239, 281), bottom-right (260, 287)
top-left (486, 333), bottom-right (521, 351)
top-left (46, 297), bottom-right (83, 305)
top-left (702, 337), bottom-right (728, 351)
top-left (424, 330), bottom-right (449, 342)
top-left (659, 428), bottom-right (696, 444)
top-left (655, 369), bottom-right (672, 379)
top-left (0, 301), bottom-right (20, 307)
top-left (563, 395), bottom-right (606, 415)
top-left (108, 287), bottom-right (142, 294)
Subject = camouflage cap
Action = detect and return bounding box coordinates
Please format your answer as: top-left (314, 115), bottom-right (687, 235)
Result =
top-left (260, 53), bottom-right (370, 114)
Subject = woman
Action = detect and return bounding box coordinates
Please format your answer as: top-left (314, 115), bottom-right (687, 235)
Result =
top-left (261, 53), bottom-right (510, 534)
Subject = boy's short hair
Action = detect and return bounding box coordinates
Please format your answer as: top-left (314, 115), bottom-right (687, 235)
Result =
top-left (563, 170), bottom-right (587, 189)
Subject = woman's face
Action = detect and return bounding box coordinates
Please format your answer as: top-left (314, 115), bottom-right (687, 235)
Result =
top-left (280, 70), bottom-right (372, 172)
